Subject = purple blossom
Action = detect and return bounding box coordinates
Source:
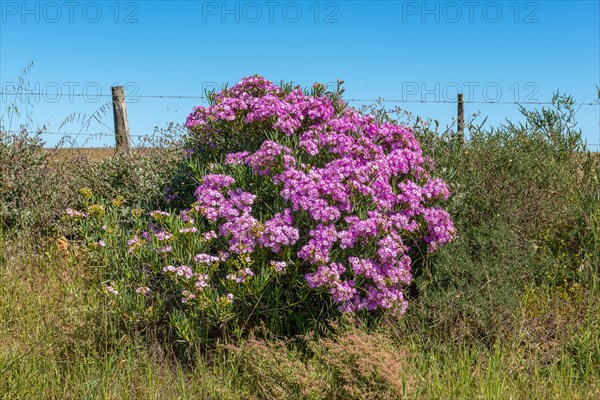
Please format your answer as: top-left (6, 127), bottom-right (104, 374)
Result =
top-left (269, 260), bottom-right (288, 274)
top-left (163, 265), bottom-right (194, 280)
top-left (219, 251), bottom-right (230, 261)
top-left (202, 230), bottom-right (217, 241)
top-left (195, 274), bottom-right (209, 290)
top-left (136, 286), bottom-right (151, 295)
top-left (259, 209), bottom-right (299, 253)
top-left (65, 208), bottom-right (86, 219)
top-left (298, 224), bottom-right (338, 265)
top-left (219, 213), bottom-right (260, 254)
top-left (242, 140), bottom-right (295, 176)
top-left (225, 151), bottom-right (250, 165)
top-left (150, 210), bottom-right (170, 219)
top-left (194, 253), bottom-right (220, 265)
top-left (181, 290), bottom-right (196, 303)
top-left (179, 209), bottom-right (195, 224)
top-left (158, 245), bottom-right (173, 254)
top-left (128, 237), bottom-right (142, 253)
top-left (155, 231), bottom-right (173, 241)
top-left (227, 268), bottom-right (254, 284)
top-left (183, 75), bottom-right (456, 317)
top-left (422, 207), bottom-right (456, 252)
top-left (140, 231), bottom-right (152, 242)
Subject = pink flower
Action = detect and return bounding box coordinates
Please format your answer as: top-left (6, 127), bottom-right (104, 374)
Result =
top-left (194, 253), bottom-right (220, 265)
top-left (136, 286), bottom-right (151, 295)
top-left (270, 261), bottom-right (288, 274)
top-left (182, 75), bottom-right (456, 316)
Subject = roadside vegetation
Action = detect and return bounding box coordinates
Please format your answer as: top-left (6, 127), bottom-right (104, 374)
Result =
top-left (1, 78), bottom-right (598, 399)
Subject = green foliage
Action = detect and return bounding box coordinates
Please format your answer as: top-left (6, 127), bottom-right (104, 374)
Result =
top-left (67, 186), bottom-right (336, 356)
top-left (393, 93), bottom-right (600, 342)
top-left (0, 129), bottom-right (182, 236)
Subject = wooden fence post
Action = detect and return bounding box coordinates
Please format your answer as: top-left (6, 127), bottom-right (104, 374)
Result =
top-left (457, 93), bottom-right (464, 142)
top-left (112, 86), bottom-right (130, 152)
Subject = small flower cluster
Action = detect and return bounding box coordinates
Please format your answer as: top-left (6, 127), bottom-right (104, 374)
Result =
top-left (269, 260), bottom-right (288, 274)
top-left (163, 265), bottom-right (210, 302)
top-left (150, 210), bottom-right (170, 221)
top-left (194, 253), bottom-right (220, 265)
top-left (163, 187), bottom-right (177, 204)
top-left (127, 237), bottom-right (144, 253)
top-left (111, 195), bottom-right (126, 208)
top-left (164, 264), bottom-right (194, 279)
top-left (226, 268), bottom-right (254, 284)
top-left (79, 187), bottom-right (93, 199)
top-left (202, 230), bottom-right (217, 241)
top-left (155, 231), bottom-right (173, 241)
top-left (136, 286), bottom-right (151, 295)
top-left (65, 208), bottom-right (86, 219)
top-left (258, 209), bottom-right (299, 253)
top-left (187, 76), bottom-right (334, 141)
top-left (87, 204), bottom-right (105, 218)
top-left (229, 140), bottom-right (296, 176)
top-left (184, 76), bottom-right (457, 316)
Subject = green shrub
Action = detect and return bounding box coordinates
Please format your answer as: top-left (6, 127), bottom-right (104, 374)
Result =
top-left (394, 93), bottom-right (600, 342)
top-left (0, 128), bottom-right (182, 237)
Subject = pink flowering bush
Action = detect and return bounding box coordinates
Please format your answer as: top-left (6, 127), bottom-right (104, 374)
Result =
top-left (185, 76), bottom-right (455, 314)
top-left (69, 76), bottom-right (455, 347)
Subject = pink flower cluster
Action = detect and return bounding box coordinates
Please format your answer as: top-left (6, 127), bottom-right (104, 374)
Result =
top-left (258, 209), bottom-right (299, 253)
top-left (65, 208), bottom-right (86, 219)
top-left (270, 261), bottom-right (288, 274)
top-left (186, 76), bottom-right (457, 316)
top-left (226, 268), bottom-right (254, 284)
top-left (163, 265), bottom-right (210, 301)
top-left (187, 76), bottom-right (334, 141)
top-left (194, 253), bottom-right (220, 265)
top-left (136, 286), bottom-right (151, 295)
top-left (150, 210), bottom-right (170, 219)
top-left (227, 140), bottom-right (297, 176)
top-left (128, 237), bottom-right (143, 253)
top-left (195, 175), bottom-right (302, 256)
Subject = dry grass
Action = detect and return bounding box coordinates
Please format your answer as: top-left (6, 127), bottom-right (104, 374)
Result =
top-left (232, 324), bottom-right (414, 400)
top-left (313, 325), bottom-right (413, 399)
top-left (49, 147), bottom-right (165, 162)
top-left (50, 147), bottom-right (116, 161)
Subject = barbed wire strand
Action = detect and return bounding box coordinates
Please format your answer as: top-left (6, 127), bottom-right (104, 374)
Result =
top-left (0, 92), bottom-right (598, 106)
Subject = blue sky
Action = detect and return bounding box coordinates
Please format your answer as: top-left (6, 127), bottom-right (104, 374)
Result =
top-left (1, 0), bottom-right (598, 148)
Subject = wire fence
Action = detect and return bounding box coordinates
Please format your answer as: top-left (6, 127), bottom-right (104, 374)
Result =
top-left (1, 90), bottom-right (599, 148)
top-left (1, 91), bottom-right (598, 106)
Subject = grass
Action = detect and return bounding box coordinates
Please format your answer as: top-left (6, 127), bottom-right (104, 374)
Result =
top-left (0, 236), bottom-right (243, 399)
top-left (1, 233), bottom-right (598, 399)
top-left (50, 147), bottom-right (117, 161)
top-left (49, 147), bottom-right (169, 162)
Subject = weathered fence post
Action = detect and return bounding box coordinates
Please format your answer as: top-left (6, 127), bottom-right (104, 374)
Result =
top-left (457, 93), bottom-right (464, 142)
top-left (112, 86), bottom-right (130, 152)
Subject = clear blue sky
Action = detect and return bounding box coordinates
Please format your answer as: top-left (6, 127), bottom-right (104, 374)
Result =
top-left (1, 0), bottom-right (598, 148)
